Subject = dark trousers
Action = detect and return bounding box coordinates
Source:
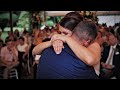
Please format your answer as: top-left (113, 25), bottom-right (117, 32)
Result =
top-left (29, 44), bottom-right (35, 66)
top-left (33, 64), bottom-right (38, 79)
top-left (17, 51), bottom-right (28, 79)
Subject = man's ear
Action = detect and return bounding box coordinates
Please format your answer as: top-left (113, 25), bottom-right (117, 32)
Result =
top-left (83, 39), bottom-right (91, 47)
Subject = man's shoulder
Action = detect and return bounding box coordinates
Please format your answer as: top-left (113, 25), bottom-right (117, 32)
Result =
top-left (43, 44), bottom-right (70, 55)
top-left (0, 46), bottom-right (8, 55)
top-left (1, 46), bottom-right (7, 51)
top-left (63, 44), bottom-right (79, 59)
top-left (104, 45), bottom-right (110, 50)
top-left (24, 43), bottom-right (28, 46)
top-left (43, 43), bottom-right (77, 58)
top-left (117, 44), bottom-right (120, 48)
top-left (43, 46), bottom-right (54, 53)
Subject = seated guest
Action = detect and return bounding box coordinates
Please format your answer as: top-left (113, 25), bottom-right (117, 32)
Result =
top-left (100, 33), bottom-right (120, 79)
top-left (0, 39), bottom-right (19, 79)
top-left (17, 37), bottom-right (29, 79)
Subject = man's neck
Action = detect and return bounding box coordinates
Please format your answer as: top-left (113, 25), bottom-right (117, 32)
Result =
top-left (7, 46), bottom-right (11, 51)
top-left (20, 43), bottom-right (24, 46)
top-left (71, 34), bottom-right (83, 45)
top-left (111, 43), bottom-right (117, 49)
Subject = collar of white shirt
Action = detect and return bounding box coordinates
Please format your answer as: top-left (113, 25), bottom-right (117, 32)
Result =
top-left (111, 44), bottom-right (117, 49)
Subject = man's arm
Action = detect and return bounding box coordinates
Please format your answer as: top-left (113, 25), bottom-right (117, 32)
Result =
top-left (0, 56), bottom-right (9, 65)
top-left (11, 47), bottom-right (18, 62)
top-left (23, 44), bottom-right (30, 59)
top-left (0, 48), bottom-right (12, 65)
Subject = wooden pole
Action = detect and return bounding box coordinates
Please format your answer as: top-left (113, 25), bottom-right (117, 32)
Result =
top-left (44, 11), bottom-right (46, 25)
top-left (10, 11), bottom-right (13, 33)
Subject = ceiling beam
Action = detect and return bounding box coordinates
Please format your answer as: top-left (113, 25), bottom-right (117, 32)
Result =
top-left (96, 11), bottom-right (120, 16)
top-left (46, 11), bottom-right (120, 16)
top-left (46, 11), bottom-right (73, 16)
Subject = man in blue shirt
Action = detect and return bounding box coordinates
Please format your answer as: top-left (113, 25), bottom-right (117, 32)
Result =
top-left (37, 21), bottom-right (99, 79)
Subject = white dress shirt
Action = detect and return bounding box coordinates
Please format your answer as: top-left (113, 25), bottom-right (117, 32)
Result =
top-left (105, 44), bottom-right (117, 65)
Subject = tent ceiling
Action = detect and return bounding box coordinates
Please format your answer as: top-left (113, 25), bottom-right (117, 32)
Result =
top-left (46, 11), bottom-right (120, 16)
top-left (96, 11), bottom-right (120, 15)
top-left (46, 11), bottom-right (73, 16)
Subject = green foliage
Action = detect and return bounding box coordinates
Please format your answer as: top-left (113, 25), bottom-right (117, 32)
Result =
top-left (17, 11), bottom-right (30, 28)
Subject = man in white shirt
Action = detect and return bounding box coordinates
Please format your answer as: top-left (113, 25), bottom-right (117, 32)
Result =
top-left (100, 34), bottom-right (120, 79)
top-left (0, 39), bottom-right (19, 79)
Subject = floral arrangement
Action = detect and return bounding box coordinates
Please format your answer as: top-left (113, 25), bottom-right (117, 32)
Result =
top-left (79, 11), bottom-right (98, 23)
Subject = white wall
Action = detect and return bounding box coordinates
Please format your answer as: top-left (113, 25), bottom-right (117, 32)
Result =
top-left (98, 15), bottom-right (120, 27)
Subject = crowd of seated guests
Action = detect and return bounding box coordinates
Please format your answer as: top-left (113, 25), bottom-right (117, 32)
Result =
top-left (0, 38), bottom-right (19, 79)
top-left (95, 23), bottom-right (120, 79)
top-left (0, 25), bottom-right (58, 79)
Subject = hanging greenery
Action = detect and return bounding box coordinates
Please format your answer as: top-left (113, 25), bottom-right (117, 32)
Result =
top-left (17, 11), bottom-right (30, 28)
top-left (79, 11), bottom-right (98, 23)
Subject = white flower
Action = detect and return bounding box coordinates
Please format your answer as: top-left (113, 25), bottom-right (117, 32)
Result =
top-left (115, 52), bottom-right (119, 55)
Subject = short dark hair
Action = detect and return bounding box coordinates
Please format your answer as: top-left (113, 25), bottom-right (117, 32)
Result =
top-left (73, 21), bottom-right (98, 41)
top-left (5, 38), bottom-right (13, 44)
top-left (19, 37), bottom-right (25, 41)
top-left (59, 17), bottom-right (79, 31)
top-left (110, 29), bottom-right (115, 35)
top-left (13, 37), bottom-right (18, 42)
